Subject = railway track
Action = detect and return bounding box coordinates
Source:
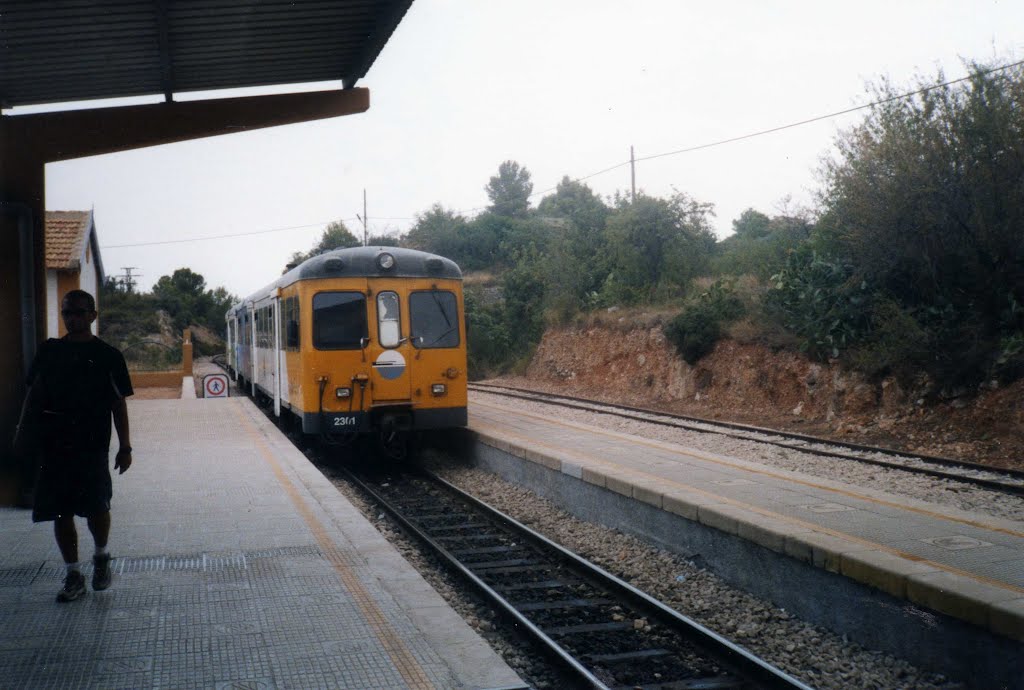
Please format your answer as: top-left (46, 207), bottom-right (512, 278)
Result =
top-left (343, 467), bottom-right (812, 690)
top-left (469, 382), bottom-right (1024, 497)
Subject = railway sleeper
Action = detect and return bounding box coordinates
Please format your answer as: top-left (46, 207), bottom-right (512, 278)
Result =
top-left (608, 678), bottom-right (747, 689)
top-left (490, 579), bottom-right (572, 592)
top-left (466, 558), bottom-right (537, 570)
top-left (515, 597), bottom-right (612, 611)
top-left (543, 621), bottom-right (636, 636)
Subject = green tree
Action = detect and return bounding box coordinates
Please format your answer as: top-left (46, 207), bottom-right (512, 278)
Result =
top-left (151, 268), bottom-right (237, 343)
top-left (536, 177), bottom-right (611, 315)
top-left (287, 220), bottom-right (361, 269)
top-left (818, 61), bottom-right (1024, 384)
top-left (366, 232), bottom-right (400, 247)
top-left (459, 212), bottom-right (506, 270)
top-left (537, 176), bottom-right (610, 233)
top-left (501, 249), bottom-right (547, 354)
top-left (485, 160), bottom-right (533, 218)
top-left (405, 204), bottom-right (471, 260)
top-left (730, 208), bottom-right (771, 240)
top-left (152, 268), bottom-right (211, 331)
top-left (602, 192), bottom-right (716, 303)
top-left (713, 210), bottom-right (812, 279)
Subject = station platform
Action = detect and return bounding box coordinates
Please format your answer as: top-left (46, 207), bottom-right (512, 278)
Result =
top-left (0, 396), bottom-right (525, 690)
top-left (467, 398), bottom-right (1023, 686)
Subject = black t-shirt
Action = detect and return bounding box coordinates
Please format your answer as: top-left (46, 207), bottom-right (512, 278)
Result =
top-left (27, 337), bottom-right (134, 453)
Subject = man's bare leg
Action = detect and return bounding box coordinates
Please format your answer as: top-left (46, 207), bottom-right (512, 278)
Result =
top-left (87, 511), bottom-right (113, 590)
top-left (87, 511), bottom-right (110, 550)
top-left (54, 514), bottom-right (79, 564)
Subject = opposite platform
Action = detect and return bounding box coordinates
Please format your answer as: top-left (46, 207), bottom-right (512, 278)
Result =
top-left (467, 397), bottom-right (1023, 687)
top-left (0, 397), bottom-right (525, 690)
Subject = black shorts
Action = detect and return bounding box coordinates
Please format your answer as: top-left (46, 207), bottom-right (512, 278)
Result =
top-left (32, 451), bottom-right (112, 522)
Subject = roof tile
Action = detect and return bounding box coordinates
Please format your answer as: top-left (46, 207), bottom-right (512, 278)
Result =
top-left (45, 211), bottom-right (92, 270)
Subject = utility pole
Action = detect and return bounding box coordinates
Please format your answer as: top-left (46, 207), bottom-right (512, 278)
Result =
top-left (630, 145), bottom-right (636, 203)
top-left (119, 266), bottom-right (140, 293)
top-left (356, 188), bottom-right (368, 246)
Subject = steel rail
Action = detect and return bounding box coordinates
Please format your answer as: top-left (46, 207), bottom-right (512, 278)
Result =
top-left (340, 468), bottom-right (610, 689)
top-left (343, 466), bottom-right (814, 690)
top-left (469, 382), bottom-right (1024, 497)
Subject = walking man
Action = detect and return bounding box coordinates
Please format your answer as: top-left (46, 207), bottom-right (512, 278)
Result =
top-left (14, 289), bottom-right (134, 601)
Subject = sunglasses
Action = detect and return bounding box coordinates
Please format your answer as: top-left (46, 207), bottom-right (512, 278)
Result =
top-left (61, 308), bottom-right (92, 316)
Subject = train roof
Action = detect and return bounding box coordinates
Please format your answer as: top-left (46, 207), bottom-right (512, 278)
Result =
top-left (230, 246), bottom-right (462, 310)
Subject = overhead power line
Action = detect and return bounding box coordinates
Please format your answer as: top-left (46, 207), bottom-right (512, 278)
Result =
top-left (101, 220), bottom-right (350, 249)
top-left (528, 57), bottom-right (1024, 198)
top-left (101, 215), bottom-right (418, 249)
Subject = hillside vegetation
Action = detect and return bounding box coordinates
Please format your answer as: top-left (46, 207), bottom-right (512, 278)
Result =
top-left (100, 268), bottom-right (236, 369)
top-left (389, 61), bottom-right (1022, 397)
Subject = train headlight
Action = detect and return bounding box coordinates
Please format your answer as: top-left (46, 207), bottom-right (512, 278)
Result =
top-left (377, 252), bottom-right (395, 270)
top-left (335, 387), bottom-right (352, 399)
top-left (431, 383), bottom-right (447, 396)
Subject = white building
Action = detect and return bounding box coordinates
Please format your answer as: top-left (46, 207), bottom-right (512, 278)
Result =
top-left (45, 210), bottom-right (105, 338)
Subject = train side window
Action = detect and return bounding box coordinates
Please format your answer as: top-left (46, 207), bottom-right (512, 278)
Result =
top-left (286, 297), bottom-right (300, 349)
top-left (313, 292), bottom-right (367, 350)
top-left (376, 291), bottom-right (401, 348)
top-left (410, 290), bottom-right (460, 348)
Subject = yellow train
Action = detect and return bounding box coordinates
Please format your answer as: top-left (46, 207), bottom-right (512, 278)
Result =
top-left (225, 246), bottom-right (467, 451)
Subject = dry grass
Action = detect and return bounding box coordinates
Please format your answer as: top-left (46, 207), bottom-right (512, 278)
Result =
top-left (463, 270), bottom-right (499, 286)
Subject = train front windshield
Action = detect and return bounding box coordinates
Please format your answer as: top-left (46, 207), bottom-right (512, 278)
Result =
top-left (313, 292), bottom-right (368, 349)
top-left (410, 290), bottom-right (460, 349)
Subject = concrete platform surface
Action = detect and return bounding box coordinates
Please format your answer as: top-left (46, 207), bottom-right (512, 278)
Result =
top-left (469, 398), bottom-right (1024, 643)
top-left (1, 397), bottom-right (525, 690)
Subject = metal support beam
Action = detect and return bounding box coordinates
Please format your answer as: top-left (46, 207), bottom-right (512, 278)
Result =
top-left (1, 87), bottom-right (370, 162)
top-left (155, 0), bottom-right (176, 102)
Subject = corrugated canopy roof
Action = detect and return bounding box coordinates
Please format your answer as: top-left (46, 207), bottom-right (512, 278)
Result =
top-left (0, 0), bottom-right (414, 108)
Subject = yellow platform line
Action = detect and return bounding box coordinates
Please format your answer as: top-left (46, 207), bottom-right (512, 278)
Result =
top-left (472, 399), bottom-right (1024, 539)
top-left (233, 401), bottom-right (435, 690)
top-left (471, 413), bottom-right (1024, 596)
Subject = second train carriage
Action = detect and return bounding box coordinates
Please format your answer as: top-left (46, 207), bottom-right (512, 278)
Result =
top-left (226, 246), bottom-right (467, 445)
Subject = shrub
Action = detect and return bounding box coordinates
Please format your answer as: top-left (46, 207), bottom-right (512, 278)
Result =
top-left (664, 280), bottom-right (744, 364)
top-left (846, 299), bottom-right (930, 383)
top-left (765, 247), bottom-right (870, 359)
top-left (992, 332), bottom-right (1024, 383)
top-left (464, 288), bottom-right (511, 379)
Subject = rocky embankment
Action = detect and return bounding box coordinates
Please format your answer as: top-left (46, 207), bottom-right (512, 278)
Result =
top-left (498, 323), bottom-right (1023, 471)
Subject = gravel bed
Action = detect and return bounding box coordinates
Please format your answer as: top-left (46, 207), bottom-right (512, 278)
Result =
top-left (428, 459), bottom-right (963, 690)
top-left (472, 391), bottom-right (1024, 522)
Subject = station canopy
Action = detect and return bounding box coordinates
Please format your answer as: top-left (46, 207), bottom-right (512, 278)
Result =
top-left (0, 0), bottom-right (414, 108)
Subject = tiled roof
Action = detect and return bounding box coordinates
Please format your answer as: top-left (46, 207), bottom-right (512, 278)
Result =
top-left (45, 210), bottom-right (92, 270)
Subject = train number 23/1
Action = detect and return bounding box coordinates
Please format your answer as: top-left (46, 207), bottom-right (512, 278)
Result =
top-left (333, 416), bottom-right (358, 427)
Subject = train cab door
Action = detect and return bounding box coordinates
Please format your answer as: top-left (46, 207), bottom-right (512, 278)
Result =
top-left (367, 287), bottom-right (412, 404)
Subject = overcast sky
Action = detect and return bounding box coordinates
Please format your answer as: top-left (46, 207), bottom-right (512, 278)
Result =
top-left (33, 0), bottom-right (1024, 298)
